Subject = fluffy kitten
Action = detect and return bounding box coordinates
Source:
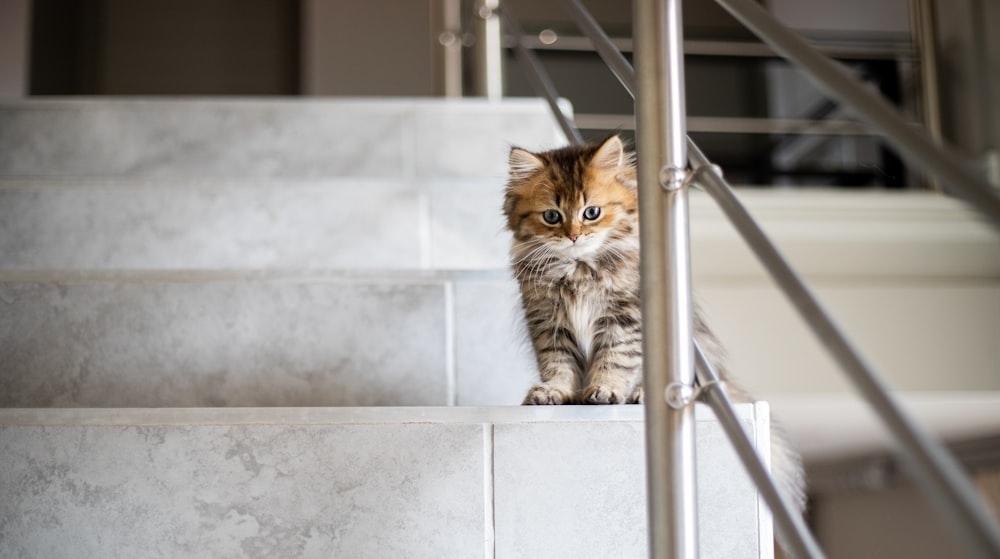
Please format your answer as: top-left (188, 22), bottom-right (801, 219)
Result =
top-left (502, 135), bottom-right (806, 510)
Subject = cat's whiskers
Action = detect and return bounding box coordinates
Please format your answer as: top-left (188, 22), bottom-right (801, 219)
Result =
top-left (513, 239), bottom-right (559, 294)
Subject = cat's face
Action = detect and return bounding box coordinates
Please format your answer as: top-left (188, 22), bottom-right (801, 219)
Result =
top-left (503, 135), bottom-right (639, 263)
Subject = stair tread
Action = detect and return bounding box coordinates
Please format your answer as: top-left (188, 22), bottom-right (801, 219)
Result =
top-left (0, 97), bottom-right (566, 179)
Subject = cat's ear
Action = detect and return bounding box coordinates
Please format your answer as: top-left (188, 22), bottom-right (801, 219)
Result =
top-left (590, 135), bottom-right (626, 170)
top-left (509, 147), bottom-right (545, 182)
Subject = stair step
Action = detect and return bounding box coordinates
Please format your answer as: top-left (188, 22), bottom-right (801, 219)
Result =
top-left (0, 177), bottom-right (509, 270)
top-left (0, 270), bottom-right (536, 408)
top-left (0, 405), bottom-right (773, 559)
top-left (0, 98), bottom-right (565, 179)
top-left (4, 174), bottom-right (996, 275)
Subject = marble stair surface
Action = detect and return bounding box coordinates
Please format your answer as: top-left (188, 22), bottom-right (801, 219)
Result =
top-left (0, 405), bottom-right (773, 559)
top-left (0, 97), bottom-right (566, 179)
top-left (0, 97), bottom-right (777, 557)
top-left (0, 97), bottom-right (562, 407)
top-left (0, 269), bottom-right (538, 408)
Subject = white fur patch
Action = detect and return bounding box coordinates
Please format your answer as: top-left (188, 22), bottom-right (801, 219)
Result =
top-left (567, 290), bottom-right (601, 363)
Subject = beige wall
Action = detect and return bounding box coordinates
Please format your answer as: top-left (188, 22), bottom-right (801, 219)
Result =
top-left (812, 468), bottom-right (1000, 559)
top-left (301, 0), bottom-right (439, 96)
top-left (935, 0), bottom-right (1000, 162)
top-left (814, 482), bottom-right (967, 559)
top-left (0, 0), bottom-right (29, 97)
top-left (29, 0), bottom-right (297, 95)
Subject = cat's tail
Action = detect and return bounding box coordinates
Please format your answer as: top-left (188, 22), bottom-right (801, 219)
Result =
top-left (770, 420), bottom-right (808, 513)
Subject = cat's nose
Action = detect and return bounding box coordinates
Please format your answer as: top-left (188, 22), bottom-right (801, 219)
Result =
top-left (568, 233), bottom-right (579, 243)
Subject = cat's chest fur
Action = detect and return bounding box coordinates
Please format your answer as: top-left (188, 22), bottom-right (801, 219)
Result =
top-left (539, 260), bottom-right (633, 362)
top-left (563, 284), bottom-right (604, 362)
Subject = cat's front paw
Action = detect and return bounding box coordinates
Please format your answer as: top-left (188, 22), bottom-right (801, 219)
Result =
top-left (627, 386), bottom-right (643, 404)
top-left (582, 384), bottom-right (628, 405)
top-left (522, 384), bottom-right (571, 405)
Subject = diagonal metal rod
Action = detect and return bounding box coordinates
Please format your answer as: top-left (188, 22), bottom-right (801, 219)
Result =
top-left (695, 341), bottom-right (826, 559)
top-left (500, 9), bottom-right (584, 145)
top-left (713, 0), bottom-right (1000, 228)
top-left (560, 0), bottom-right (637, 98)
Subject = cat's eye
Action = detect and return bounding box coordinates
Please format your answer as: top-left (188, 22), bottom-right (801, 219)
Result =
top-left (583, 206), bottom-right (601, 220)
top-left (542, 209), bottom-right (562, 224)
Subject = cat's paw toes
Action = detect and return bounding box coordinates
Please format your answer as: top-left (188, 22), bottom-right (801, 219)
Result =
top-left (583, 385), bottom-right (627, 405)
top-left (522, 384), bottom-right (570, 405)
top-left (627, 386), bottom-right (644, 404)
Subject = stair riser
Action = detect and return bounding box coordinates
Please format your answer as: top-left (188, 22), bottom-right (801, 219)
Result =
top-left (0, 275), bottom-right (536, 407)
top-left (0, 179), bottom-right (509, 270)
top-left (0, 406), bottom-right (771, 559)
top-left (7, 181), bottom-right (999, 277)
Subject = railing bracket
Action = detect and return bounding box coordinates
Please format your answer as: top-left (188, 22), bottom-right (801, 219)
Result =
top-left (665, 378), bottom-right (727, 410)
top-left (658, 165), bottom-right (688, 191)
top-left (663, 381), bottom-right (695, 409)
top-left (688, 163), bottom-right (725, 188)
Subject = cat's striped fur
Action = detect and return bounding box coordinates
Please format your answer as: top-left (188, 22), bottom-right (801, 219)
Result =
top-left (504, 135), bottom-right (642, 405)
top-left (503, 135), bottom-right (806, 511)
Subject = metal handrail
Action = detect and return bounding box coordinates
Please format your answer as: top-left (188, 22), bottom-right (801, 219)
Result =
top-left (560, 2), bottom-right (1000, 557)
top-left (504, 11), bottom-right (815, 554)
top-left (504, 3), bottom-right (818, 556)
top-left (502, 1), bottom-right (1000, 558)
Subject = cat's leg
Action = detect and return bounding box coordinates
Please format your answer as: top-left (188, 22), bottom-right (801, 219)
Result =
top-left (523, 323), bottom-right (584, 405)
top-left (626, 384), bottom-right (643, 404)
top-left (583, 310), bottom-right (643, 404)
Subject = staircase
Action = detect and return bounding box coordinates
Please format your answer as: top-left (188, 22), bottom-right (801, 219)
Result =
top-left (0, 98), bottom-right (773, 559)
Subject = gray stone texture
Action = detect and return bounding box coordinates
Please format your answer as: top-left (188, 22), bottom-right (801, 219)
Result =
top-left (0, 405), bottom-right (770, 559)
top-left (0, 179), bottom-right (424, 270)
top-left (493, 405), bottom-right (770, 559)
top-left (0, 98), bottom-right (566, 179)
top-left (0, 420), bottom-right (487, 559)
top-left (427, 179), bottom-right (511, 270)
top-left (453, 278), bottom-right (537, 406)
top-left (0, 275), bottom-right (449, 407)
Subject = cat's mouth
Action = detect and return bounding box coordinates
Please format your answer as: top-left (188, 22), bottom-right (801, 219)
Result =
top-left (559, 237), bottom-right (598, 259)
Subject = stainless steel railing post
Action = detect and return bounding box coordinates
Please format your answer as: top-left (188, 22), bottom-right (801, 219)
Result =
top-left (633, 0), bottom-right (697, 557)
top-left (473, 0), bottom-right (503, 100)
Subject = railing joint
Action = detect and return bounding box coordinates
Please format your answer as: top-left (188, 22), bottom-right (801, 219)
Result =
top-left (688, 162), bottom-right (725, 187)
top-left (665, 378), bottom-right (728, 410)
top-left (663, 381), bottom-right (696, 410)
top-left (658, 165), bottom-right (688, 191)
